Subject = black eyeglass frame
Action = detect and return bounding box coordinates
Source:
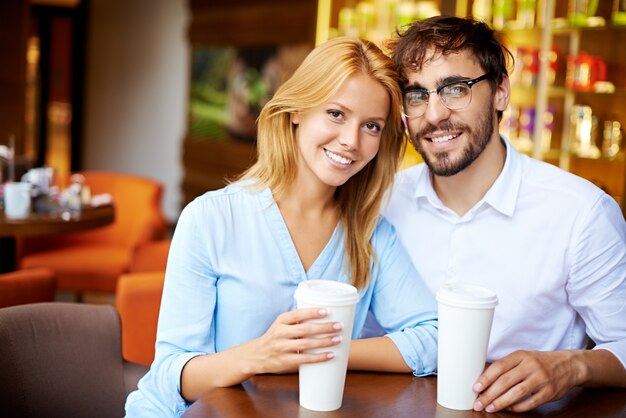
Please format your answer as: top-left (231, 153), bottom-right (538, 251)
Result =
top-left (402, 74), bottom-right (490, 119)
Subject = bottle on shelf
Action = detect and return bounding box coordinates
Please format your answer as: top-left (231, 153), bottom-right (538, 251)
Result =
top-left (506, 105), bottom-right (554, 155)
top-left (516, 0), bottom-right (536, 28)
top-left (492, 0), bottom-right (516, 30)
top-left (613, 0), bottom-right (626, 25)
top-left (568, 0), bottom-right (605, 27)
top-left (570, 104), bottom-right (601, 159)
top-left (565, 52), bottom-right (607, 92)
top-left (335, 0), bottom-right (440, 42)
top-left (602, 120), bottom-right (624, 160)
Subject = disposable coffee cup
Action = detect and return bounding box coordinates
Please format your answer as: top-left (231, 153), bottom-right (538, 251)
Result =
top-left (3, 182), bottom-right (32, 219)
top-left (294, 280), bottom-right (359, 412)
top-left (436, 282), bottom-right (498, 410)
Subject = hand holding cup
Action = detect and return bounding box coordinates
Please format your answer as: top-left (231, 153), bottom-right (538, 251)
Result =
top-left (250, 306), bottom-right (343, 376)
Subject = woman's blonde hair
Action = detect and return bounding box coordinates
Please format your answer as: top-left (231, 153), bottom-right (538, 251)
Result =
top-left (239, 37), bottom-right (405, 289)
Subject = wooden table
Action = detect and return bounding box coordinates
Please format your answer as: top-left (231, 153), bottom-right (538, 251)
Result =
top-left (182, 371), bottom-right (626, 418)
top-left (0, 204), bottom-right (115, 273)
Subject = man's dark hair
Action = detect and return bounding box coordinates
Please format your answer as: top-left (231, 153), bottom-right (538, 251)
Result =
top-left (387, 15), bottom-right (513, 89)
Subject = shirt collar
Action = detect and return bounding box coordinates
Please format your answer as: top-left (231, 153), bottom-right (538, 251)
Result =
top-left (483, 137), bottom-right (522, 216)
top-left (412, 136), bottom-right (522, 217)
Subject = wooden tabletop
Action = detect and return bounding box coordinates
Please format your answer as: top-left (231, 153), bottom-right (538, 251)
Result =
top-left (182, 371), bottom-right (626, 418)
top-left (0, 204), bottom-right (114, 237)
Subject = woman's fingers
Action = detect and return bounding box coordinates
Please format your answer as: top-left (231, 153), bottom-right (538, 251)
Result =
top-left (277, 307), bottom-right (328, 324)
top-left (274, 308), bottom-right (344, 340)
top-left (252, 307), bottom-right (350, 374)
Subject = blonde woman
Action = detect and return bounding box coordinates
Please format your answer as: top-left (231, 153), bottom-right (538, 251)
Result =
top-left (126, 37), bottom-right (437, 417)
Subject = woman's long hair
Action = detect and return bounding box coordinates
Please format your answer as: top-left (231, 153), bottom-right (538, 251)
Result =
top-left (239, 37), bottom-right (405, 289)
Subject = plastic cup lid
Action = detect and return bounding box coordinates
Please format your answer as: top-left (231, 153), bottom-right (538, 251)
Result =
top-left (294, 280), bottom-right (359, 306)
top-left (436, 282), bottom-right (498, 309)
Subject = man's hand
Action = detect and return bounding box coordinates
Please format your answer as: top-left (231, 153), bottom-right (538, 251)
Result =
top-left (471, 350), bottom-right (589, 413)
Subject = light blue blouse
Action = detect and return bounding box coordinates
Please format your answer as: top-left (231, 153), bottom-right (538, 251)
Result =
top-left (125, 183), bottom-right (438, 417)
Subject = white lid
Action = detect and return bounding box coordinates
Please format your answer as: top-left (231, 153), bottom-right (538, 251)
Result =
top-left (436, 282), bottom-right (498, 309)
top-left (294, 280), bottom-right (359, 306)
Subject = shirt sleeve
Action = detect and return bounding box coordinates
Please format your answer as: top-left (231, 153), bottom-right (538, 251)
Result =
top-left (566, 193), bottom-right (626, 369)
top-left (369, 219), bottom-right (439, 376)
top-left (127, 198), bottom-right (220, 417)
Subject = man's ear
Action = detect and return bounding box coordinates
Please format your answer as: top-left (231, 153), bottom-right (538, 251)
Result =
top-left (495, 76), bottom-right (510, 113)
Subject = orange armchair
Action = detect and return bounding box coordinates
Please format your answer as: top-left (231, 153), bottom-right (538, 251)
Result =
top-left (19, 171), bottom-right (167, 296)
top-left (129, 239), bottom-right (171, 273)
top-left (0, 267), bottom-right (56, 308)
top-left (117, 239), bottom-right (170, 365)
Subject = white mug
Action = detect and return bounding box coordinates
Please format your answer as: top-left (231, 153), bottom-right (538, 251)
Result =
top-left (294, 280), bottom-right (359, 412)
top-left (436, 282), bottom-right (498, 410)
top-left (4, 182), bottom-right (32, 219)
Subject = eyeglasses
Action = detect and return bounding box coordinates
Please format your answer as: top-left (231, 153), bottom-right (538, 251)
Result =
top-left (402, 74), bottom-right (489, 119)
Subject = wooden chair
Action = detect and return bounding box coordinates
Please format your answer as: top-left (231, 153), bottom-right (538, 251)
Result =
top-left (0, 302), bottom-right (148, 417)
top-left (117, 239), bottom-right (170, 365)
top-left (19, 171), bottom-right (167, 298)
top-left (0, 267), bottom-right (56, 308)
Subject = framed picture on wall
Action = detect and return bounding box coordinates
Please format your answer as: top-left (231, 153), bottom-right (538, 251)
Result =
top-left (189, 43), bottom-right (311, 143)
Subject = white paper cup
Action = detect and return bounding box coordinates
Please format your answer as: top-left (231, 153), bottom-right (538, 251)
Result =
top-left (436, 282), bottom-right (498, 410)
top-left (294, 280), bottom-right (359, 412)
top-left (3, 182), bottom-right (32, 219)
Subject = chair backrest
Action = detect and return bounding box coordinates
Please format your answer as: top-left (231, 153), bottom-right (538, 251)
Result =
top-left (117, 271), bottom-right (165, 366)
top-left (79, 171), bottom-right (166, 246)
top-left (0, 268), bottom-right (56, 308)
top-left (130, 239), bottom-right (171, 272)
top-left (22, 170), bottom-right (167, 254)
top-left (0, 302), bottom-right (128, 418)
top-left (115, 240), bottom-right (170, 365)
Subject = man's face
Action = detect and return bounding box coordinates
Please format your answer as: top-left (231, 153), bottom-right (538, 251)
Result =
top-left (403, 49), bottom-right (508, 176)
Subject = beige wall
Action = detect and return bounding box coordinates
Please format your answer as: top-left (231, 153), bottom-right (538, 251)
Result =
top-left (84, 0), bottom-right (190, 222)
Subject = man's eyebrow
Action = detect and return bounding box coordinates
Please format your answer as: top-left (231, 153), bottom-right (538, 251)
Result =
top-left (403, 75), bottom-right (474, 91)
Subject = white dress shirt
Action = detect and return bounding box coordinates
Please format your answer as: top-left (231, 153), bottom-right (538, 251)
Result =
top-left (384, 137), bottom-right (626, 367)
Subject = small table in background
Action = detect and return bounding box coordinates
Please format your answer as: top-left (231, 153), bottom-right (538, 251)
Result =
top-left (0, 204), bottom-right (115, 273)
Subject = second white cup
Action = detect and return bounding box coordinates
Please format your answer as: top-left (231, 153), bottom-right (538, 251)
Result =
top-left (436, 282), bottom-right (498, 410)
top-left (294, 280), bottom-right (359, 412)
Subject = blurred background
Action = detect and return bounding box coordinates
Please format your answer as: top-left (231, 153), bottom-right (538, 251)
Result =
top-left (1, 0), bottom-right (624, 227)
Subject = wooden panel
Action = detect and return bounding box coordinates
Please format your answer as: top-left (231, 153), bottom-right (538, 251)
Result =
top-left (0, 0), bottom-right (28, 153)
top-left (182, 136), bottom-right (256, 206)
top-left (188, 0), bottom-right (318, 46)
top-left (569, 157), bottom-right (625, 204)
top-left (182, 0), bottom-right (316, 210)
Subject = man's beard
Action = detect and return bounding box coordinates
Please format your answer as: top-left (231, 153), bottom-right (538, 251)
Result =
top-left (410, 102), bottom-right (494, 177)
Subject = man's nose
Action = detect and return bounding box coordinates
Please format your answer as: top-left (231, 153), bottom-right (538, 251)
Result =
top-left (422, 93), bottom-right (452, 126)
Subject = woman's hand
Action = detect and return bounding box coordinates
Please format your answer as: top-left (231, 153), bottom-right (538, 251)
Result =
top-left (245, 307), bottom-right (344, 375)
top-left (181, 307), bottom-right (343, 401)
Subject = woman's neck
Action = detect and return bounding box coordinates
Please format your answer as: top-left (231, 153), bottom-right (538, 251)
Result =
top-left (276, 179), bottom-right (340, 272)
top-left (277, 170), bottom-right (338, 217)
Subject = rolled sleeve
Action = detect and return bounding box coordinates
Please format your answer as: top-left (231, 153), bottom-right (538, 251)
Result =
top-left (386, 323), bottom-right (438, 376)
top-left (370, 219), bottom-right (439, 375)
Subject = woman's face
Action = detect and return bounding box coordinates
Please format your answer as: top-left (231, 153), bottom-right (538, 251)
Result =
top-left (292, 73), bottom-right (390, 189)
